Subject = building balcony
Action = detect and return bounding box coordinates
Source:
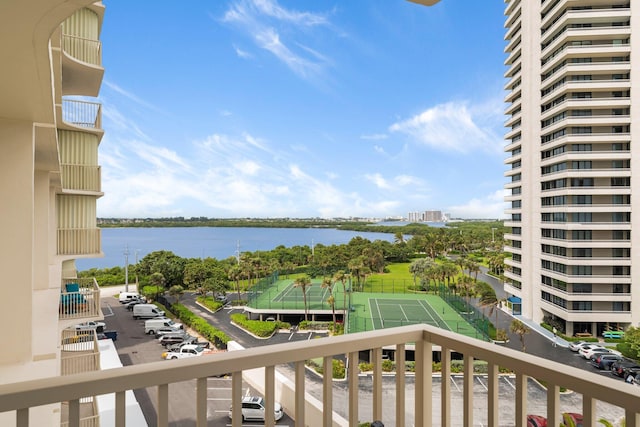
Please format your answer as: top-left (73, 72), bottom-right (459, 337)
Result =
top-left (61, 34), bottom-right (104, 97)
top-left (541, 300), bottom-right (632, 324)
top-left (61, 99), bottom-right (102, 130)
top-left (61, 164), bottom-right (102, 193)
top-left (61, 329), bottom-right (100, 376)
top-left (59, 278), bottom-right (101, 323)
top-left (57, 228), bottom-right (101, 257)
top-left (1, 324), bottom-right (639, 427)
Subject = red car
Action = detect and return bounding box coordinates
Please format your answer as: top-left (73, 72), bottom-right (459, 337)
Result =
top-left (527, 413), bottom-right (583, 427)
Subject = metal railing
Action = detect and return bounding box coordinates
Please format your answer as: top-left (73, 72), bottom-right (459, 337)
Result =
top-left (62, 99), bottom-right (102, 129)
top-left (62, 34), bottom-right (102, 66)
top-left (59, 278), bottom-right (101, 321)
top-left (1, 324), bottom-right (639, 427)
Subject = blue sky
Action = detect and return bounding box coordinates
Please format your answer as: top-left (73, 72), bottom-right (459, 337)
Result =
top-left (97, 0), bottom-right (508, 220)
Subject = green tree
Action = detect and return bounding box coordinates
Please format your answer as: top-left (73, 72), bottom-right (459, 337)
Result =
top-left (479, 289), bottom-right (504, 339)
top-left (169, 285), bottom-right (184, 304)
top-left (293, 275), bottom-right (312, 321)
top-left (149, 272), bottom-right (165, 301)
top-left (137, 250), bottom-right (186, 288)
top-left (333, 270), bottom-right (349, 312)
top-left (510, 319), bottom-right (530, 352)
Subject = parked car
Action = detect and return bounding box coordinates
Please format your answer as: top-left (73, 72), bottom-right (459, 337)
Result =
top-left (569, 341), bottom-right (593, 352)
top-left (527, 414), bottom-right (547, 427)
top-left (228, 396), bottom-right (284, 422)
top-left (133, 304), bottom-right (165, 319)
top-left (526, 413), bottom-right (582, 427)
top-left (119, 292), bottom-right (144, 304)
top-left (166, 336), bottom-right (210, 352)
top-left (158, 333), bottom-right (190, 347)
top-left (590, 353), bottom-right (623, 370)
top-left (145, 318), bottom-right (183, 335)
top-left (578, 345), bottom-right (613, 359)
top-left (611, 360), bottom-right (640, 378)
top-left (125, 298), bottom-right (147, 311)
top-left (153, 327), bottom-right (186, 339)
top-left (602, 330), bottom-right (624, 339)
top-left (72, 321), bottom-right (106, 331)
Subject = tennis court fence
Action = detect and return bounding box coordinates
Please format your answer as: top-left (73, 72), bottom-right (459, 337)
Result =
top-left (438, 286), bottom-right (491, 340)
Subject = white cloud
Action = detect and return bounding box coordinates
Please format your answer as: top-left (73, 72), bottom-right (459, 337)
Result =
top-left (232, 44), bottom-right (252, 59)
top-left (365, 173), bottom-right (391, 190)
top-left (361, 133), bottom-right (388, 140)
top-left (222, 0), bottom-right (333, 81)
top-left (446, 189), bottom-right (509, 219)
top-left (389, 100), bottom-right (503, 154)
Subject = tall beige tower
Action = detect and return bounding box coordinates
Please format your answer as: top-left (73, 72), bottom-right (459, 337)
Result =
top-left (0, 1), bottom-right (105, 425)
top-left (503, 1), bottom-right (639, 336)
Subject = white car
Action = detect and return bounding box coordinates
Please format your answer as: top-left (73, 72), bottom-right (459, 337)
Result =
top-left (568, 340), bottom-right (589, 352)
top-left (72, 321), bottom-right (106, 331)
top-left (229, 396), bottom-right (284, 422)
top-left (579, 345), bottom-right (617, 359)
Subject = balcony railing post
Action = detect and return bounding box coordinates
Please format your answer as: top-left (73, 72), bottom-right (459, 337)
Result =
top-left (16, 408), bottom-right (28, 427)
top-left (231, 373), bottom-right (242, 427)
top-left (295, 361), bottom-right (306, 427)
top-left (372, 347), bottom-right (382, 421)
top-left (487, 362), bottom-right (498, 427)
top-left (157, 384), bottom-right (168, 427)
top-left (415, 336), bottom-right (433, 427)
top-left (322, 356), bottom-right (332, 427)
top-left (115, 391), bottom-right (125, 427)
top-left (265, 366), bottom-right (275, 427)
top-left (396, 343), bottom-right (406, 427)
top-left (583, 394), bottom-right (595, 427)
top-left (347, 352), bottom-right (359, 426)
top-left (515, 373), bottom-right (526, 427)
top-left (196, 377), bottom-right (207, 427)
top-left (441, 347), bottom-right (452, 427)
top-left (464, 355), bottom-right (474, 426)
top-left (546, 382), bottom-right (560, 427)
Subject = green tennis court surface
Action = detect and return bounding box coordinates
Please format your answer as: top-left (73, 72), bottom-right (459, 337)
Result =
top-left (245, 277), bottom-right (485, 340)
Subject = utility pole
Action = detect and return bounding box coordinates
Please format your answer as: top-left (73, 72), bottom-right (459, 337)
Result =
top-left (124, 245), bottom-right (129, 292)
top-left (135, 249), bottom-right (140, 290)
top-left (491, 227), bottom-right (496, 243)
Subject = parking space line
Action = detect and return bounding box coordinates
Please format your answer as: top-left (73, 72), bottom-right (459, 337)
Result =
top-left (476, 376), bottom-right (488, 391)
top-left (207, 398), bottom-right (232, 401)
top-left (450, 375), bottom-right (461, 392)
top-left (502, 376), bottom-right (516, 390)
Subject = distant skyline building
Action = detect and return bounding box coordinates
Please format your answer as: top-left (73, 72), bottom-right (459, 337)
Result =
top-left (406, 210), bottom-right (446, 222)
top-left (503, 0), bottom-right (637, 336)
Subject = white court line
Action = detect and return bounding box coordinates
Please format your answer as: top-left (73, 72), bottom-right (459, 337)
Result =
top-left (416, 300), bottom-right (436, 323)
top-left (399, 304), bottom-right (409, 322)
top-left (375, 298), bottom-right (384, 328)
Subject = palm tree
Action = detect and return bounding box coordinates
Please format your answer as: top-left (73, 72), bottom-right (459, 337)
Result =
top-left (228, 264), bottom-right (243, 303)
top-left (467, 260), bottom-right (481, 282)
top-left (168, 285), bottom-right (184, 304)
top-left (293, 275), bottom-right (312, 321)
top-left (333, 270), bottom-right (349, 312)
top-left (393, 231), bottom-right (405, 244)
top-left (479, 289), bottom-right (504, 339)
top-left (510, 319), bottom-right (530, 352)
top-left (327, 295), bottom-right (336, 326)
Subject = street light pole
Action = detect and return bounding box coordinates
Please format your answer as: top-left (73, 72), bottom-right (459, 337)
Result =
top-left (124, 245), bottom-right (129, 292)
top-left (135, 249), bottom-right (140, 290)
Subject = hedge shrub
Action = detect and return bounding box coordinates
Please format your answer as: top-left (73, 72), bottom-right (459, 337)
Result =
top-left (230, 313), bottom-right (278, 337)
top-left (169, 303), bottom-right (230, 347)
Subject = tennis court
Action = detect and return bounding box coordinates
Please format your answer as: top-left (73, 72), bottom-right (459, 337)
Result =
top-left (272, 282), bottom-right (333, 304)
top-left (369, 298), bottom-right (450, 330)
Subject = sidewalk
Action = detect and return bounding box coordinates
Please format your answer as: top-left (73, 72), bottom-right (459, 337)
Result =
top-left (501, 306), bottom-right (569, 348)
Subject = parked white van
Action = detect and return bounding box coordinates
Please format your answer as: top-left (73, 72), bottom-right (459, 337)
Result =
top-left (119, 292), bottom-right (143, 304)
top-left (133, 304), bottom-right (165, 319)
top-left (145, 318), bottom-right (183, 335)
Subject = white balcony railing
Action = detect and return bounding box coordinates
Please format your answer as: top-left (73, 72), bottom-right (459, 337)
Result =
top-left (59, 278), bottom-right (101, 321)
top-left (62, 34), bottom-right (102, 67)
top-left (1, 324), bottom-right (639, 427)
top-left (57, 228), bottom-right (102, 256)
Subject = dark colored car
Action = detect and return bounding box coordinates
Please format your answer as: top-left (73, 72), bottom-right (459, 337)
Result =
top-left (611, 360), bottom-right (640, 378)
top-left (158, 333), bottom-right (191, 347)
top-left (166, 336), bottom-right (210, 351)
top-left (526, 413), bottom-right (582, 427)
top-left (590, 353), bottom-right (623, 370)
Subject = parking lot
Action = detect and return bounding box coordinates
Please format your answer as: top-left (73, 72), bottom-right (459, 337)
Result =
top-left (101, 296), bottom-right (294, 426)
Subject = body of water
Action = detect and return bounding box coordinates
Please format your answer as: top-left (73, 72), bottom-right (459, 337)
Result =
top-left (76, 227), bottom-right (397, 270)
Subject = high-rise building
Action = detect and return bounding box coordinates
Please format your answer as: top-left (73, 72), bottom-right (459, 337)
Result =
top-left (503, 1), bottom-right (638, 336)
top-left (0, 1), bottom-right (105, 425)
